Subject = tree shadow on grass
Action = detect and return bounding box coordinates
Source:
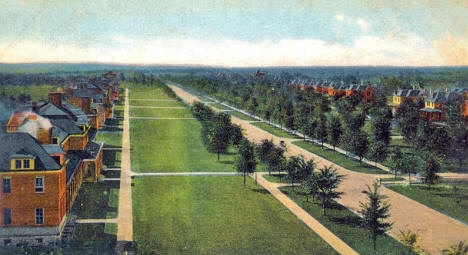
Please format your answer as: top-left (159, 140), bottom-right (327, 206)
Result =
top-left (219, 160), bottom-right (233, 165)
top-left (251, 188), bottom-right (270, 194)
top-left (103, 151), bottom-right (121, 168)
top-left (330, 215), bottom-right (363, 227)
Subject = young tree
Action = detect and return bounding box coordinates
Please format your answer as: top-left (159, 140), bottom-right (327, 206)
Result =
top-left (256, 139), bottom-right (275, 175)
top-left (209, 113), bottom-right (232, 160)
top-left (286, 156), bottom-right (304, 188)
top-left (230, 124), bottom-right (244, 147)
top-left (359, 182), bottom-right (393, 252)
top-left (401, 153), bottom-right (423, 185)
top-left (316, 114), bottom-right (328, 147)
top-left (350, 131), bottom-right (369, 164)
top-left (235, 138), bottom-right (257, 186)
top-left (367, 140), bottom-right (388, 167)
top-left (303, 117), bottom-right (317, 140)
top-left (422, 153), bottom-right (441, 187)
top-left (389, 147), bottom-right (404, 179)
top-left (315, 166), bottom-right (345, 215)
top-left (371, 111), bottom-right (392, 146)
top-left (442, 241), bottom-right (468, 255)
top-left (395, 100), bottom-right (421, 145)
top-left (302, 173), bottom-right (318, 202)
top-left (328, 115), bottom-right (342, 150)
top-left (397, 230), bottom-right (423, 254)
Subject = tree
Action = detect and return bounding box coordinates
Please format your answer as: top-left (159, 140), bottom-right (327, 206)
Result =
top-left (397, 230), bottom-right (423, 254)
top-left (395, 100), bottom-right (421, 145)
top-left (315, 166), bottom-right (345, 215)
top-left (367, 140), bottom-right (388, 167)
top-left (256, 139), bottom-right (275, 175)
top-left (371, 110), bottom-right (392, 146)
top-left (422, 153), bottom-right (441, 187)
top-left (285, 156), bottom-right (303, 188)
top-left (235, 138), bottom-right (257, 186)
top-left (302, 173), bottom-right (318, 202)
top-left (328, 115), bottom-right (342, 150)
top-left (447, 101), bottom-right (468, 168)
top-left (359, 182), bottom-right (393, 252)
top-left (303, 117), bottom-right (317, 140)
top-left (401, 153), bottom-right (423, 185)
top-left (442, 241), bottom-right (468, 255)
top-left (230, 124), bottom-right (243, 147)
top-left (350, 131), bottom-right (369, 164)
top-left (316, 114), bottom-right (328, 147)
top-left (209, 113), bottom-right (232, 160)
top-left (389, 147), bottom-right (404, 179)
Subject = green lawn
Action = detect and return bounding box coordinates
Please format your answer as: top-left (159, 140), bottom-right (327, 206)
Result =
top-left (95, 132), bottom-right (122, 148)
top-left (132, 176), bottom-right (338, 255)
top-left (229, 111), bottom-right (259, 121)
top-left (129, 100), bottom-right (184, 107)
top-left (263, 173), bottom-right (291, 183)
top-left (251, 122), bottom-right (299, 139)
top-left (388, 183), bottom-right (468, 224)
top-left (293, 141), bottom-right (387, 174)
top-left (130, 119), bottom-right (237, 172)
top-left (129, 86), bottom-right (174, 99)
top-left (280, 187), bottom-right (416, 255)
top-left (71, 181), bottom-right (120, 220)
top-left (130, 107), bottom-right (192, 118)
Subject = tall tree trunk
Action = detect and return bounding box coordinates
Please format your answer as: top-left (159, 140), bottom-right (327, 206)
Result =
top-left (408, 172), bottom-right (411, 185)
top-left (243, 172), bottom-right (246, 186)
top-left (217, 151), bottom-right (220, 161)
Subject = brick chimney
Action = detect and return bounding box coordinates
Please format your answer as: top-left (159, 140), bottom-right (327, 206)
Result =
top-left (49, 92), bottom-right (63, 107)
top-left (32, 101), bottom-right (40, 112)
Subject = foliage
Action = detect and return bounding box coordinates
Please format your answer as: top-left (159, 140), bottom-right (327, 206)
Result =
top-left (235, 138), bottom-right (257, 185)
top-left (359, 182), bottom-right (393, 252)
top-left (442, 241), bottom-right (468, 255)
top-left (367, 140), bottom-right (388, 166)
top-left (421, 153), bottom-right (441, 186)
top-left (328, 114), bottom-right (342, 150)
top-left (397, 230), bottom-right (424, 254)
top-left (315, 166), bottom-right (345, 215)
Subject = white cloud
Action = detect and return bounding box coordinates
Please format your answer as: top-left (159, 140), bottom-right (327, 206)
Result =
top-left (356, 18), bottom-right (371, 32)
top-left (0, 34), bottom-right (447, 66)
top-left (335, 14), bottom-right (344, 22)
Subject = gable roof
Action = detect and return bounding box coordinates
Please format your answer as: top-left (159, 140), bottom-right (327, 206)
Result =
top-left (50, 119), bottom-right (83, 135)
top-left (0, 133), bottom-right (61, 171)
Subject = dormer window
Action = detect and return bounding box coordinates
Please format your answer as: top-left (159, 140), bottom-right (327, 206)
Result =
top-left (52, 137), bottom-right (59, 144)
top-left (79, 125), bottom-right (86, 132)
top-left (10, 155), bottom-right (35, 170)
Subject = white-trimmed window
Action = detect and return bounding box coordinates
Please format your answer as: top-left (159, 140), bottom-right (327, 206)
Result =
top-left (35, 208), bottom-right (44, 224)
top-left (35, 177), bottom-right (44, 193)
top-left (23, 159), bottom-right (30, 169)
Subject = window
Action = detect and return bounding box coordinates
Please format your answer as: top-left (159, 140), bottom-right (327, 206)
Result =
top-left (36, 238), bottom-right (43, 243)
top-left (3, 178), bottom-right (11, 193)
top-left (4, 208), bottom-right (12, 225)
top-left (52, 137), bottom-right (59, 144)
top-left (35, 177), bottom-right (44, 193)
top-left (15, 160), bottom-right (21, 169)
top-left (52, 156), bottom-right (61, 164)
top-left (35, 208), bottom-right (44, 224)
top-left (23, 159), bottom-right (30, 169)
top-left (3, 239), bottom-right (11, 246)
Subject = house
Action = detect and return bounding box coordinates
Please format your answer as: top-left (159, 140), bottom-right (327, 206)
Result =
top-left (392, 89), bottom-right (425, 105)
top-left (419, 90), bottom-right (462, 122)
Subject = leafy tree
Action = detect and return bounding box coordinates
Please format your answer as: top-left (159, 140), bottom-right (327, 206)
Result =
top-left (230, 124), bottom-right (243, 147)
top-left (235, 138), bottom-right (257, 186)
top-left (422, 153), bottom-right (441, 187)
top-left (371, 110), bottom-right (392, 146)
top-left (328, 115), bottom-right (342, 150)
top-left (447, 101), bottom-right (468, 168)
top-left (359, 182), bottom-right (393, 252)
top-left (303, 117), bottom-right (317, 140)
top-left (208, 113), bottom-right (232, 160)
top-left (350, 131), bottom-right (369, 164)
top-left (428, 127), bottom-right (451, 155)
top-left (286, 156), bottom-right (303, 188)
top-left (316, 114), bottom-right (328, 147)
top-left (367, 140), bottom-right (388, 167)
top-left (315, 166), bottom-right (345, 215)
top-left (395, 100), bottom-right (421, 145)
top-left (401, 153), bottom-right (423, 185)
top-left (389, 147), bottom-right (404, 179)
top-left (257, 139), bottom-right (275, 174)
top-left (301, 173), bottom-right (318, 202)
top-left (442, 241), bottom-right (468, 255)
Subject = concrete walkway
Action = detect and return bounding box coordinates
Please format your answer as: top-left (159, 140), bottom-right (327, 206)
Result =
top-left (168, 81), bottom-right (468, 255)
top-left (76, 218), bottom-right (118, 224)
top-left (116, 88), bottom-right (133, 243)
top-left (254, 173), bottom-right (359, 255)
top-left (129, 98), bottom-right (177, 101)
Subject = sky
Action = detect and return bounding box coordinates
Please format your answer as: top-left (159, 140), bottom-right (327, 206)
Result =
top-left (0, 0), bottom-right (467, 66)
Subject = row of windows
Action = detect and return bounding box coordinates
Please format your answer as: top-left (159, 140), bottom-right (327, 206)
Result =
top-left (3, 208), bottom-right (44, 225)
top-left (2, 177), bottom-right (44, 193)
top-left (13, 159), bottom-right (32, 170)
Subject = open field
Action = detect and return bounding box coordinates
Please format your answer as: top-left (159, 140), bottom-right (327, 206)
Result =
top-left (95, 132), bottom-right (122, 148)
top-left (132, 176), bottom-right (338, 255)
top-left (280, 187), bottom-right (416, 255)
top-left (0, 84), bottom-right (58, 101)
top-left (128, 85), bottom-right (176, 99)
top-left (293, 141), bottom-right (387, 174)
top-left (130, 107), bottom-right (192, 118)
top-left (388, 183), bottom-right (468, 224)
top-left (251, 122), bottom-right (299, 139)
top-left (130, 119), bottom-right (237, 172)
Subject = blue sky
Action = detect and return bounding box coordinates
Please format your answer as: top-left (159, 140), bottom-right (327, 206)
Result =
top-left (0, 0), bottom-right (466, 66)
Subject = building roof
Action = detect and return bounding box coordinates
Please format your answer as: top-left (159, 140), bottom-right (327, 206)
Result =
top-left (42, 144), bottom-right (65, 154)
top-left (426, 91), bottom-right (461, 104)
top-left (50, 119), bottom-right (83, 135)
top-left (65, 152), bottom-right (82, 183)
top-left (0, 133), bottom-right (61, 171)
top-left (69, 141), bottom-right (103, 160)
top-left (420, 107), bottom-right (443, 113)
top-left (62, 101), bottom-right (88, 126)
top-left (394, 89), bottom-right (424, 98)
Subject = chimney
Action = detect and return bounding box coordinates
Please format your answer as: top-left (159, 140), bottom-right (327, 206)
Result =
top-left (49, 92), bottom-right (63, 107)
top-left (32, 101), bottom-right (39, 113)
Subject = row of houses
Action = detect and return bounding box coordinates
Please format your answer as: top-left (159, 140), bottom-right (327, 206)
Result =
top-left (292, 81), bottom-right (376, 102)
top-left (0, 72), bottom-right (119, 247)
top-left (392, 88), bottom-right (468, 122)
